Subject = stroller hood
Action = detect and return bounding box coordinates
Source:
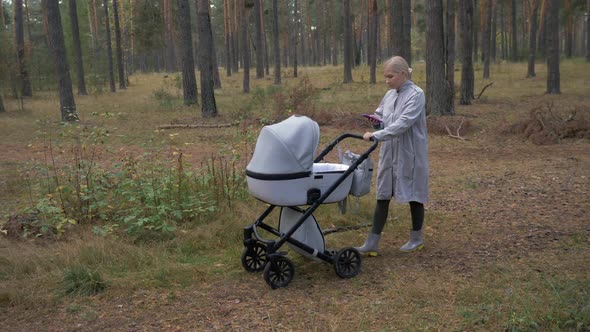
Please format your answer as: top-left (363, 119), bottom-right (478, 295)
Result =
top-left (247, 115), bottom-right (320, 178)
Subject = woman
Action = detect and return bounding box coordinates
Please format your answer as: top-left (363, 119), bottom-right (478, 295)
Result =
top-left (356, 56), bottom-right (429, 255)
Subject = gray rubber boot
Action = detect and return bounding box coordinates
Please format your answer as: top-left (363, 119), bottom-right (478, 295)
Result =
top-left (355, 233), bottom-right (381, 256)
top-left (399, 230), bottom-right (424, 252)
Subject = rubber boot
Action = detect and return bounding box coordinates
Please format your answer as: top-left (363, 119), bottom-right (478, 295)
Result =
top-left (399, 230), bottom-right (424, 252)
top-left (355, 233), bottom-right (381, 256)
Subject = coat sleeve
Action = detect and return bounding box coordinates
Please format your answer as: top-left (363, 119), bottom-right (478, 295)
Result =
top-left (372, 90), bottom-right (425, 141)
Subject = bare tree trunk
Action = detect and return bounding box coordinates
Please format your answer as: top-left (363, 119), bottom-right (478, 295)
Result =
top-left (459, 0), bottom-right (474, 105)
top-left (254, 0), bottom-right (264, 78)
top-left (332, 0), bottom-right (338, 66)
top-left (293, 0), bottom-right (299, 77)
top-left (446, 0), bottom-right (456, 100)
top-left (402, 0), bottom-right (412, 65)
top-left (14, 0), bottom-right (33, 97)
top-left (587, 0), bottom-right (590, 62)
top-left (482, 0), bottom-right (492, 79)
top-left (233, 0), bottom-right (240, 72)
top-left (564, 0), bottom-right (573, 58)
top-left (0, 93), bottom-right (5, 113)
top-left (103, 0), bottom-right (116, 92)
top-left (241, 0), bottom-right (251, 93)
top-left (178, 0), bottom-right (198, 105)
top-left (68, 0), bottom-right (87, 95)
top-left (491, 0), bottom-right (497, 61)
top-left (546, 0), bottom-right (560, 94)
top-left (272, 0), bottom-right (281, 84)
top-left (283, 0), bottom-right (290, 67)
top-left (426, 0), bottom-right (454, 116)
top-left (224, 0), bottom-right (232, 76)
top-left (511, 0), bottom-right (518, 61)
top-left (343, 0), bottom-right (353, 83)
top-left (113, 0), bottom-right (125, 89)
top-left (527, 0), bottom-right (538, 78)
top-left (43, 0), bottom-right (79, 121)
top-left (368, 0), bottom-right (377, 84)
top-left (197, 0), bottom-right (218, 115)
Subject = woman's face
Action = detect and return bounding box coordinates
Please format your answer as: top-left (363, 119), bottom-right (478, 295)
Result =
top-left (384, 66), bottom-right (406, 90)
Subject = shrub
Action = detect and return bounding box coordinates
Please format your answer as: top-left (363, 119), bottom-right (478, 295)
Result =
top-left (57, 266), bottom-right (107, 296)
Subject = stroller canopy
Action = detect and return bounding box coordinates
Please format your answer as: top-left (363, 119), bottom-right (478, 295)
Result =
top-left (247, 115), bottom-right (320, 178)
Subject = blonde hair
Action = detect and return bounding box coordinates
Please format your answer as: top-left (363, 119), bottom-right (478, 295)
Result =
top-left (384, 56), bottom-right (412, 79)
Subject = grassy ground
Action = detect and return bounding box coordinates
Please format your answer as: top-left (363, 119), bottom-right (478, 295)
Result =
top-left (1, 60), bottom-right (589, 331)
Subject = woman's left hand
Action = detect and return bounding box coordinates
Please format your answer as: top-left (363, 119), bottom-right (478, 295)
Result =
top-left (363, 132), bottom-right (373, 141)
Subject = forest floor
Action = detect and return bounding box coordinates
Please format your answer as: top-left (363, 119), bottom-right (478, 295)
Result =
top-left (0, 62), bottom-right (589, 331)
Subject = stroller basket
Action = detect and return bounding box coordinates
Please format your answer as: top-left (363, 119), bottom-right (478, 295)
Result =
top-left (241, 115), bottom-right (378, 289)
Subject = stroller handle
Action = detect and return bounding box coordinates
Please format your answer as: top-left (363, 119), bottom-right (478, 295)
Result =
top-left (314, 133), bottom-right (378, 163)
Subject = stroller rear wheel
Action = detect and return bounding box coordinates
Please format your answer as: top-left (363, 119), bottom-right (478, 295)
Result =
top-left (334, 248), bottom-right (362, 278)
top-left (241, 243), bottom-right (268, 272)
top-left (263, 255), bottom-right (294, 289)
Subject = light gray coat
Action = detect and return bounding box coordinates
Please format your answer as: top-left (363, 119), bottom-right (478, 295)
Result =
top-left (371, 80), bottom-right (429, 203)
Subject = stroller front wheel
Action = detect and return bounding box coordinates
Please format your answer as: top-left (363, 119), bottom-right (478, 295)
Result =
top-left (241, 243), bottom-right (268, 272)
top-left (263, 255), bottom-right (295, 289)
top-left (334, 247), bottom-right (362, 278)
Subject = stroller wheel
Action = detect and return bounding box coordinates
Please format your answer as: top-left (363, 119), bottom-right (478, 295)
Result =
top-left (263, 256), bottom-right (295, 289)
top-left (241, 243), bottom-right (268, 272)
top-left (334, 248), bottom-right (362, 278)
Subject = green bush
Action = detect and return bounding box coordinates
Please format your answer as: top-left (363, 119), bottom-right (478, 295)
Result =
top-left (57, 266), bottom-right (107, 296)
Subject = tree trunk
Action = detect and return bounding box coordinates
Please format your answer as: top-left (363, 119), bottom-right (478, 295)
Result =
top-left (293, 0), bottom-right (299, 77)
top-left (587, 0), bottom-right (590, 62)
top-left (402, 0), bottom-right (412, 65)
top-left (241, 0), bottom-right (250, 93)
top-left (43, 0), bottom-right (79, 122)
top-left (68, 0), bottom-right (87, 95)
top-left (178, 0), bottom-right (198, 105)
top-left (254, 0), bottom-right (264, 78)
top-left (392, 0), bottom-right (402, 57)
top-left (271, 0), bottom-right (281, 84)
top-left (233, 0), bottom-right (240, 72)
top-left (14, 0), bottom-right (33, 97)
top-left (368, 0), bottom-right (377, 84)
top-left (511, 0), bottom-right (518, 61)
top-left (197, 0), bottom-right (218, 115)
top-left (332, 0), bottom-right (338, 66)
top-left (546, 0), bottom-right (560, 94)
top-left (527, 0), bottom-right (538, 78)
top-left (459, 0), bottom-right (474, 105)
top-left (164, 0), bottom-right (176, 72)
top-left (208, 3), bottom-right (221, 90)
top-left (446, 0), bottom-right (456, 100)
top-left (103, 0), bottom-right (116, 92)
top-left (473, 0), bottom-right (479, 62)
top-left (0, 93), bottom-right (5, 113)
top-left (564, 0), bottom-right (573, 58)
top-left (491, 0), bottom-right (497, 61)
top-left (426, 0), bottom-right (454, 116)
top-left (343, 0), bottom-right (353, 83)
top-left (482, 0), bottom-right (492, 79)
top-left (113, 0), bottom-right (126, 89)
top-left (283, 0), bottom-right (290, 67)
top-left (224, 0), bottom-right (232, 76)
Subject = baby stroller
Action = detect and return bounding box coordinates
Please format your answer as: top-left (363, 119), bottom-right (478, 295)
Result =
top-left (241, 115), bottom-right (378, 289)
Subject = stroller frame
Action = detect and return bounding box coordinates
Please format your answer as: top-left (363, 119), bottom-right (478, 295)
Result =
top-left (242, 133), bottom-right (378, 289)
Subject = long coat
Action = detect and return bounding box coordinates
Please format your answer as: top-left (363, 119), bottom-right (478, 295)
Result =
top-left (371, 80), bottom-right (429, 204)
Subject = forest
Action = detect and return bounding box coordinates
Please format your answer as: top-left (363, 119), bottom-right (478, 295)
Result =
top-left (1, 0), bottom-right (589, 331)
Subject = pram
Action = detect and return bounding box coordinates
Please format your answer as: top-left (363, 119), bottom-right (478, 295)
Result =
top-left (241, 115), bottom-right (378, 289)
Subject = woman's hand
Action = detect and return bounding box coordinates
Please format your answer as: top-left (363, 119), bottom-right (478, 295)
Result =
top-left (363, 132), bottom-right (374, 141)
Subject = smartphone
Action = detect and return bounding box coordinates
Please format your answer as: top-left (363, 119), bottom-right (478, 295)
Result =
top-left (362, 114), bottom-right (383, 123)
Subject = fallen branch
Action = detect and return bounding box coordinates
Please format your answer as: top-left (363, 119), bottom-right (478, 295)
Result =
top-left (157, 121), bottom-right (240, 129)
top-left (322, 222), bottom-right (372, 235)
top-left (444, 117), bottom-right (467, 140)
top-left (476, 82), bottom-right (494, 99)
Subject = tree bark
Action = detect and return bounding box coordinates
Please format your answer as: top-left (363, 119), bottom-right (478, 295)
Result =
top-left (43, 0), bottom-right (79, 122)
top-left (510, 0), bottom-right (518, 61)
top-left (459, 0), bottom-right (474, 105)
top-left (546, 0), bottom-right (560, 94)
top-left (272, 0), bottom-right (281, 84)
top-left (103, 0), bottom-right (116, 92)
top-left (293, 0), bottom-right (299, 77)
top-left (224, 0), bottom-right (232, 76)
top-left (241, 0), bottom-right (251, 93)
top-left (68, 0), bottom-right (88, 95)
top-left (197, 0), bottom-right (218, 115)
top-left (564, 0), bottom-right (573, 58)
top-left (254, 0), bottom-right (264, 78)
top-left (178, 0), bottom-right (198, 105)
top-left (0, 92), bottom-right (5, 113)
top-left (426, 0), bottom-right (454, 116)
top-left (113, 0), bottom-right (126, 89)
top-left (446, 0), bottom-right (456, 100)
top-left (482, 0), bottom-right (492, 79)
top-left (14, 0), bottom-right (33, 97)
top-left (587, 0), bottom-right (590, 62)
top-left (402, 0), bottom-right (412, 65)
top-left (343, 0), bottom-right (353, 83)
top-left (526, 0), bottom-right (538, 78)
top-left (331, 0), bottom-right (338, 66)
top-left (368, 0), bottom-right (378, 84)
